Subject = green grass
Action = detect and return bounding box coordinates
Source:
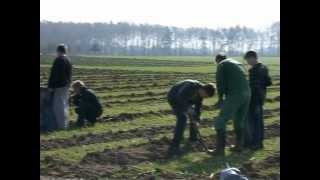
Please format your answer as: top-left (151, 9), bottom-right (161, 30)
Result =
top-left (41, 114), bottom-right (279, 164)
top-left (40, 55), bottom-right (280, 178)
top-left (41, 136), bottom-right (150, 163)
top-left (41, 98), bottom-right (279, 141)
top-left (134, 137), bottom-right (279, 175)
top-left (41, 55), bottom-right (279, 74)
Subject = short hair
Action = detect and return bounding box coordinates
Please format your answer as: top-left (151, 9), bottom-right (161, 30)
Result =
top-left (244, 50), bottom-right (258, 59)
top-left (202, 83), bottom-right (216, 97)
top-left (215, 53), bottom-right (227, 62)
top-left (72, 80), bottom-right (86, 88)
top-left (56, 44), bottom-right (67, 54)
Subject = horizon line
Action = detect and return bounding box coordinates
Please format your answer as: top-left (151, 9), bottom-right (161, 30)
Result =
top-left (40, 19), bottom-right (280, 31)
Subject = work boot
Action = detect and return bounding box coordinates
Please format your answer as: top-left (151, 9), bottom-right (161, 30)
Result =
top-left (230, 129), bottom-right (244, 152)
top-left (76, 118), bottom-right (85, 127)
top-left (189, 122), bottom-right (198, 142)
top-left (87, 120), bottom-right (96, 127)
top-left (185, 138), bottom-right (200, 151)
top-left (250, 143), bottom-right (264, 150)
top-left (188, 136), bottom-right (198, 143)
top-left (211, 130), bottom-right (226, 156)
top-left (243, 128), bottom-right (252, 149)
top-left (167, 144), bottom-right (182, 157)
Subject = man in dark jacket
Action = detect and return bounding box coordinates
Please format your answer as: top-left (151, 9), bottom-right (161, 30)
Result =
top-left (167, 80), bottom-right (216, 155)
top-left (71, 80), bottom-right (103, 127)
top-left (213, 53), bottom-right (251, 156)
top-left (48, 44), bottom-right (72, 129)
top-left (244, 51), bottom-right (272, 150)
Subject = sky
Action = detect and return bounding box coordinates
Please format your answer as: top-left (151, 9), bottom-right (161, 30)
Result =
top-left (40, 0), bottom-right (280, 30)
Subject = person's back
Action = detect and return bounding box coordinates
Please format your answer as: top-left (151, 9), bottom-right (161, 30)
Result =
top-left (167, 79), bottom-right (203, 104)
top-left (74, 88), bottom-right (103, 116)
top-left (248, 62), bottom-right (272, 104)
top-left (212, 54), bottom-right (251, 156)
top-left (48, 55), bottom-right (72, 89)
top-left (216, 59), bottom-right (250, 96)
top-left (71, 80), bottom-right (103, 127)
top-left (167, 79), bottom-right (216, 156)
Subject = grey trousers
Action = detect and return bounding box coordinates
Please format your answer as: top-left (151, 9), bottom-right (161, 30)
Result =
top-left (53, 86), bottom-right (69, 129)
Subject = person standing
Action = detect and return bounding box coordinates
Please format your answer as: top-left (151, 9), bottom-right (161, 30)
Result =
top-left (212, 53), bottom-right (251, 156)
top-left (48, 44), bottom-right (72, 130)
top-left (244, 51), bottom-right (272, 150)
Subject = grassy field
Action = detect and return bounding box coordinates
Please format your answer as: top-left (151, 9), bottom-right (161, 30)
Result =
top-left (40, 55), bottom-right (280, 179)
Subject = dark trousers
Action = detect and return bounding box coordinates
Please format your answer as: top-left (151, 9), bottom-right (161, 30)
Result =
top-left (169, 102), bottom-right (197, 147)
top-left (75, 104), bottom-right (100, 126)
top-left (246, 102), bottom-right (264, 147)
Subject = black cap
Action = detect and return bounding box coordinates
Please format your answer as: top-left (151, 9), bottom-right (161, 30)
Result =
top-left (244, 50), bottom-right (258, 59)
top-left (215, 53), bottom-right (227, 62)
top-left (56, 44), bottom-right (67, 54)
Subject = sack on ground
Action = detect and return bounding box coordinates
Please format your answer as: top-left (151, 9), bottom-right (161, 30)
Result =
top-left (219, 167), bottom-right (248, 180)
top-left (40, 88), bottom-right (58, 132)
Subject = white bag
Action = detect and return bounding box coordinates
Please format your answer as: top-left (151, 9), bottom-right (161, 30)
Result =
top-left (219, 167), bottom-right (248, 180)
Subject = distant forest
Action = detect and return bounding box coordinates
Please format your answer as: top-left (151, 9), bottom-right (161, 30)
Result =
top-left (40, 21), bottom-right (280, 56)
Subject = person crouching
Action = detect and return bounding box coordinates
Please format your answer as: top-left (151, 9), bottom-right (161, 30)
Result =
top-left (71, 80), bottom-right (103, 127)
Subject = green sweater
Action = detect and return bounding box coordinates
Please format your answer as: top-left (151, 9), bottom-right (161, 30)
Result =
top-left (216, 59), bottom-right (250, 100)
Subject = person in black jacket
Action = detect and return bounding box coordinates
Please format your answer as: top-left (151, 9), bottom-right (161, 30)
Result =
top-left (71, 80), bottom-right (103, 127)
top-left (244, 51), bottom-right (272, 150)
top-left (48, 44), bottom-right (72, 129)
top-left (167, 80), bottom-right (216, 156)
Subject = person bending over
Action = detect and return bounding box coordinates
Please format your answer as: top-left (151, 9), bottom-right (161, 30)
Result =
top-left (167, 79), bottom-right (216, 156)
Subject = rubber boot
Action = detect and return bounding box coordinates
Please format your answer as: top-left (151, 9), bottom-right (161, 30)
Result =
top-left (212, 130), bottom-right (226, 156)
top-left (231, 129), bottom-right (244, 152)
top-left (88, 117), bottom-right (97, 127)
top-left (186, 131), bottom-right (198, 150)
top-left (167, 143), bottom-right (182, 157)
top-left (250, 144), bottom-right (264, 150)
top-left (189, 123), bottom-right (198, 143)
top-left (76, 117), bottom-right (85, 127)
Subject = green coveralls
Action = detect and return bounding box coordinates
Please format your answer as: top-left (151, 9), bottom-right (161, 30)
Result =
top-left (214, 59), bottom-right (251, 136)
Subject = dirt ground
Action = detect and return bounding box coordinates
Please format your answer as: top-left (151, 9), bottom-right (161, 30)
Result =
top-left (41, 124), bottom-right (280, 179)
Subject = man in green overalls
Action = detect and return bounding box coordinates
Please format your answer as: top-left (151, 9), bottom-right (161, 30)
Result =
top-left (213, 53), bottom-right (251, 156)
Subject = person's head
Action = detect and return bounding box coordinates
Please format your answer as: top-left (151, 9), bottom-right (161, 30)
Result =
top-left (72, 80), bottom-right (86, 94)
top-left (244, 50), bottom-right (258, 66)
top-left (199, 83), bottom-right (216, 98)
top-left (56, 44), bottom-right (67, 57)
top-left (215, 53), bottom-right (227, 64)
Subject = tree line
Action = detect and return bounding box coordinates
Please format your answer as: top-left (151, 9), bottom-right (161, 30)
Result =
top-left (40, 21), bottom-right (280, 56)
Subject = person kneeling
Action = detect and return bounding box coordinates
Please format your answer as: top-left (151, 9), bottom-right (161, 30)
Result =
top-left (167, 80), bottom-right (216, 156)
top-left (71, 80), bottom-right (103, 127)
